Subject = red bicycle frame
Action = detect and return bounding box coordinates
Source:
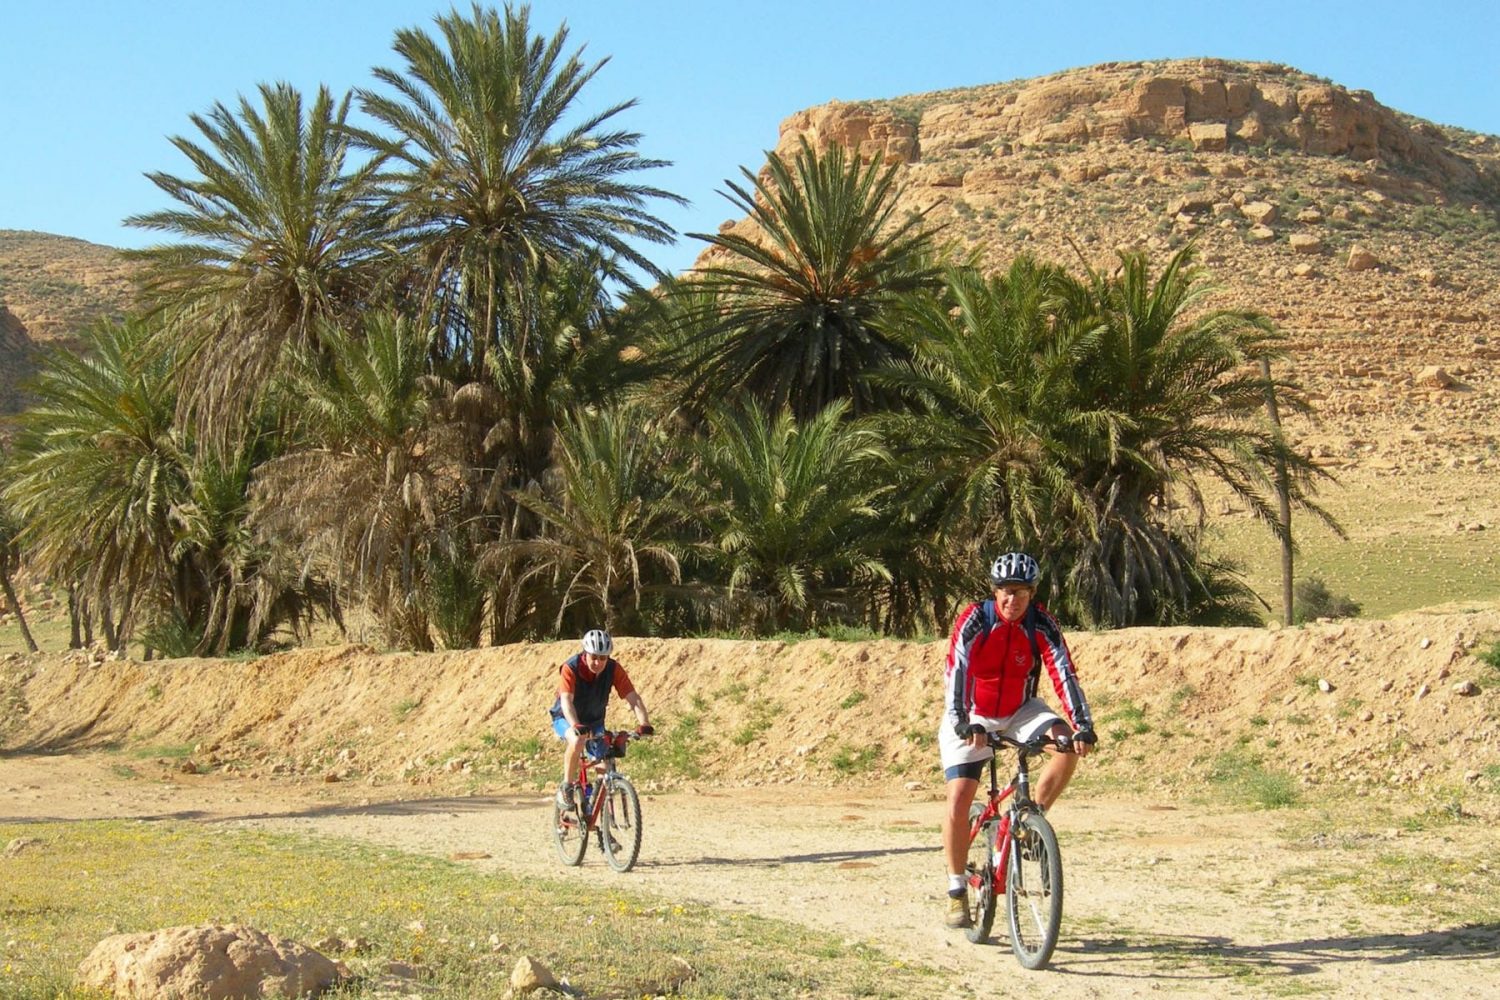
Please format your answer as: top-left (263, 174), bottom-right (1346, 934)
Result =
top-left (967, 780), bottom-right (1017, 896)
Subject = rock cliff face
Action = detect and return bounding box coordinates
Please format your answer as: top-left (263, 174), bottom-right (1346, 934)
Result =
top-left (706, 60), bottom-right (1500, 469)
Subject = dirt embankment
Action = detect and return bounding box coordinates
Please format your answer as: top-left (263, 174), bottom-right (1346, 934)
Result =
top-left (4, 605), bottom-right (1497, 805)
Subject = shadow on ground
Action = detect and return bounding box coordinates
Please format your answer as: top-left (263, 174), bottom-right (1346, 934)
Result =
top-left (1045, 924), bottom-right (1499, 984)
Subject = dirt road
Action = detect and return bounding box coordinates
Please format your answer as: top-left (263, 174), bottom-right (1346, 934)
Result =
top-left (4, 751), bottom-right (1495, 999)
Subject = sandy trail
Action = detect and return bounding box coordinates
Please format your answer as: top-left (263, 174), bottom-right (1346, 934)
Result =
top-left (4, 751), bottom-right (1495, 999)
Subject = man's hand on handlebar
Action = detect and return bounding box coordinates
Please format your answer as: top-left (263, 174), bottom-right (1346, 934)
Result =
top-left (1070, 728), bottom-right (1096, 757)
top-left (954, 722), bottom-right (988, 748)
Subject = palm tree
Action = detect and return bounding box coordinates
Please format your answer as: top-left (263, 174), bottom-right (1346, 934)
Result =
top-left (125, 82), bottom-right (389, 437)
top-left (680, 138), bottom-right (942, 419)
top-left (676, 403), bottom-right (893, 633)
top-left (353, 2), bottom-right (684, 381)
top-left (876, 258), bottom-right (1098, 612)
top-left (252, 310), bottom-right (446, 650)
top-left (3, 318), bottom-right (188, 649)
top-left (1059, 245), bottom-right (1340, 625)
top-left (492, 405), bottom-right (681, 634)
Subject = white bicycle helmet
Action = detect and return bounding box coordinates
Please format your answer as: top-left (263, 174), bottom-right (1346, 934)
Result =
top-left (989, 551), bottom-right (1040, 588)
top-left (581, 629), bottom-right (613, 656)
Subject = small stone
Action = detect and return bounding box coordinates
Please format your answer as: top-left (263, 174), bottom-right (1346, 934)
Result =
top-left (511, 955), bottom-right (558, 993)
top-left (1414, 684), bottom-right (1430, 700)
top-left (1419, 638), bottom-right (1432, 649)
top-left (1452, 681), bottom-right (1479, 697)
top-left (1317, 678), bottom-right (1334, 693)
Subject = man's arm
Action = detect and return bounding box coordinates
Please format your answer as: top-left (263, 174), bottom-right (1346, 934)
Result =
top-left (558, 692), bottom-right (581, 729)
top-left (623, 690), bottom-right (650, 730)
top-left (1032, 606), bottom-right (1093, 734)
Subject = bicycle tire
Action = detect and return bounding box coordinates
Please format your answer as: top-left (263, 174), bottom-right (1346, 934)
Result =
top-left (550, 790), bottom-right (588, 866)
top-left (600, 775), bottom-right (643, 872)
top-left (1005, 809), bottom-right (1063, 969)
top-left (964, 802), bottom-right (998, 943)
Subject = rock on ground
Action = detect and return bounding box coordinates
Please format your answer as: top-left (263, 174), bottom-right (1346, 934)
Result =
top-left (75, 923), bottom-right (343, 999)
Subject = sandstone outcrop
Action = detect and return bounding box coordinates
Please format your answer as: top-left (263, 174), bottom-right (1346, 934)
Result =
top-left (75, 924), bottom-right (343, 1000)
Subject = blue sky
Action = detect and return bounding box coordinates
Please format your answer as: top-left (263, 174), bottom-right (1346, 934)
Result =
top-left (2, 1), bottom-right (1495, 277)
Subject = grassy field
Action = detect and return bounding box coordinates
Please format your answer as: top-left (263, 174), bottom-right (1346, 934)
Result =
top-left (0, 821), bottom-right (941, 1000)
top-left (1201, 470), bottom-right (1500, 621)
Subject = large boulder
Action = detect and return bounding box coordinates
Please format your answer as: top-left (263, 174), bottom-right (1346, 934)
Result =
top-left (76, 924), bottom-right (343, 999)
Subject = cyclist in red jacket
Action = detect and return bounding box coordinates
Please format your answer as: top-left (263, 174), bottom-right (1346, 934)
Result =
top-left (939, 552), bottom-right (1096, 928)
top-left (549, 629), bottom-right (652, 808)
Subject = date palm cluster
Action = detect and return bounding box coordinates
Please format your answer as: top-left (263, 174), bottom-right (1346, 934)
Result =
top-left (0, 5), bottom-right (1334, 656)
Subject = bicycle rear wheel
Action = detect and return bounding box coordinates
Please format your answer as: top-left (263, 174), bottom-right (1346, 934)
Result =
top-left (601, 775), bottom-right (642, 872)
top-left (964, 802), bottom-right (997, 942)
top-left (1005, 809), bottom-right (1062, 969)
top-left (550, 789), bottom-right (588, 866)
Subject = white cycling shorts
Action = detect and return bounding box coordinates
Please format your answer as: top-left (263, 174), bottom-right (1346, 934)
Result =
top-left (938, 697), bottom-right (1064, 770)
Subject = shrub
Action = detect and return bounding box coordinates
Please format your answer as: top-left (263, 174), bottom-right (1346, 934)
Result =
top-left (1476, 639), bottom-right (1500, 677)
top-left (1294, 576), bottom-right (1362, 623)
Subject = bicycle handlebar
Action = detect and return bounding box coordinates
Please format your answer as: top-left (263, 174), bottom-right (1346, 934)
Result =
top-left (985, 731), bottom-right (1080, 754)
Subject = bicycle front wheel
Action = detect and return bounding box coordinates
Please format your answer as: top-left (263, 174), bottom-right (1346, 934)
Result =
top-left (601, 775), bottom-right (643, 872)
top-left (551, 791), bottom-right (588, 866)
top-left (965, 802), bottom-right (997, 943)
top-left (1005, 809), bottom-right (1063, 969)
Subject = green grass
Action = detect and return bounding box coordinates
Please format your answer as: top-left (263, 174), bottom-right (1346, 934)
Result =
top-left (839, 691), bottom-right (867, 710)
top-left (1205, 749), bottom-right (1300, 808)
top-left (1477, 639), bottom-right (1500, 677)
top-left (392, 698), bottom-right (420, 722)
top-left (627, 703), bottom-right (704, 780)
top-left (730, 699), bottom-right (779, 748)
top-left (1165, 684), bottom-right (1197, 713)
top-left (1203, 483), bottom-right (1500, 621)
top-left (1098, 700), bottom-right (1151, 740)
top-left (0, 820), bottom-right (941, 1000)
top-left (828, 746), bottom-right (879, 775)
top-left (127, 744), bottom-right (194, 760)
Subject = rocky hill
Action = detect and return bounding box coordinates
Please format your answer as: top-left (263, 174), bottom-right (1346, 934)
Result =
top-left (0, 230), bottom-right (139, 415)
top-left (0, 303), bottom-right (39, 418)
top-left (707, 59), bottom-right (1500, 470)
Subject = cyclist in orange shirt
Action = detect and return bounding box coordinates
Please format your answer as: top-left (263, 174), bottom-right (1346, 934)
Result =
top-left (549, 629), bottom-right (652, 808)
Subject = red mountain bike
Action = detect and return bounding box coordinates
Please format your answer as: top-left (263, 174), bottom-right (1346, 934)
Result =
top-left (550, 730), bottom-right (646, 872)
top-left (964, 731), bottom-right (1075, 969)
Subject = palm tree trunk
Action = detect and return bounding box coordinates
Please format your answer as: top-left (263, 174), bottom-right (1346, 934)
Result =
top-left (99, 593), bottom-right (118, 651)
top-left (68, 585), bottom-right (82, 648)
top-left (476, 257), bottom-right (495, 381)
top-left (1, 565), bottom-right (38, 653)
top-left (1261, 359), bottom-right (1294, 626)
